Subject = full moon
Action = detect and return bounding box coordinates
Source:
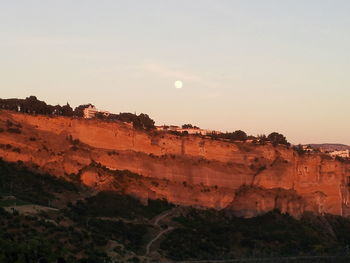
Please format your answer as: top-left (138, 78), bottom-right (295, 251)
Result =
top-left (174, 80), bottom-right (183, 89)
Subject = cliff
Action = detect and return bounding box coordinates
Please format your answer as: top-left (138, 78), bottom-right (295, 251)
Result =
top-left (0, 110), bottom-right (349, 218)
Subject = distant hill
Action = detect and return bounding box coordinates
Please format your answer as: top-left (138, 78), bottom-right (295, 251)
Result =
top-left (309, 144), bottom-right (350, 151)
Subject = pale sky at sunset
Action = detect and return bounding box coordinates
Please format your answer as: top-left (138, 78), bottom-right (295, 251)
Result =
top-left (1, 1), bottom-right (349, 145)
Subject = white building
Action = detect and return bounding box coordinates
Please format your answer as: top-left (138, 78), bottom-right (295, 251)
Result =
top-left (302, 145), bottom-right (314, 153)
top-left (156, 125), bottom-right (222, 135)
top-left (83, 105), bottom-right (110, 119)
top-left (329, 150), bottom-right (350, 158)
top-left (83, 105), bottom-right (98, 118)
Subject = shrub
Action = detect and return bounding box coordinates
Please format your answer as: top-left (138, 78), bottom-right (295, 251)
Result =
top-left (182, 124), bottom-right (200, 129)
top-left (7, 127), bottom-right (21, 134)
top-left (293, 144), bottom-right (306, 155)
top-left (12, 147), bottom-right (21, 153)
top-left (208, 130), bottom-right (248, 141)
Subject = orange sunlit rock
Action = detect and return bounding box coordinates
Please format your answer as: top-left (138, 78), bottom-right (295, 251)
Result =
top-left (0, 110), bottom-right (349, 218)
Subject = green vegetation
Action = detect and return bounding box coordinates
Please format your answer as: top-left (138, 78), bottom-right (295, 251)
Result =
top-left (0, 144), bottom-right (21, 153)
top-left (335, 156), bottom-right (350, 164)
top-left (96, 111), bottom-right (155, 130)
top-left (87, 219), bottom-right (149, 251)
top-left (0, 96), bottom-right (74, 116)
top-left (0, 206), bottom-right (118, 263)
top-left (0, 96), bottom-right (156, 131)
top-left (63, 191), bottom-right (174, 254)
top-left (74, 104), bottom-right (156, 130)
top-left (267, 132), bottom-right (290, 147)
top-left (208, 130), bottom-right (248, 141)
top-left (0, 160), bottom-right (171, 262)
top-left (207, 131), bottom-right (291, 146)
top-left (2, 152), bottom-right (350, 262)
top-left (293, 144), bottom-right (307, 155)
top-left (182, 124), bottom-right (200, 129)
top-left (0, 207), bottom-right (68, 263)
top-left (73, 103), bottom-right (94, 117)
top-left (0, 159), bottom-right (80, 206)
top-left (160, 209), bottom-right (350, 261)
top-left (65, 191), bottom-right (174, 220)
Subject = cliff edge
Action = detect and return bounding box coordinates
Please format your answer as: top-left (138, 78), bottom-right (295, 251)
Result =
top-left (0, 110), bottom-right (349, 218)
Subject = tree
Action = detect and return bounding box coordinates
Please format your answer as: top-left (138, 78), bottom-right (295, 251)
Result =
top-left (293, 144), bottom-right (306, 155)
top-left (182, 124), bottom-right (200, 129)
top-left (136, 113), bottom-right (155, 130)
top-left (257, 134), bottom-right (268, 144)
top-left (267, 132), bottom-right (290, 147)
top-left (61, 103), bottom-right (73, 116)
top-left (232, 130), bottom-right (247, 141)
top-left (219, 130), bottom-right (247, 141)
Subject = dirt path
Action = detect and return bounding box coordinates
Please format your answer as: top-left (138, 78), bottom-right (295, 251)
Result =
top-left (145, 226), bottom-right (174, 256)
top-left (153, 209), bottom-right (174, 226)
top-left (145, 208), bottom-right (178, 256)
top-left (4, 204), bottom-right (59, 214)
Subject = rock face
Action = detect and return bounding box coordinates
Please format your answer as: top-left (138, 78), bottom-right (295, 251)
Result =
top-left (0, 110), bottom-right (350, 218)
top-left (226, 186), bottom-right (306, 219)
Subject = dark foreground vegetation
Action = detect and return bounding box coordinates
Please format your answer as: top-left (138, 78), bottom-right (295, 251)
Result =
top-left (1, 159), bottom-right (350, 262)
top-left (0, 159), bottom-right (80, 206)
top-left (160, 209), bottom-right (350, 261)
top-left (0, 159), bottom-right (173, 262)
top-left (66, 191), bottom-right (174, 221)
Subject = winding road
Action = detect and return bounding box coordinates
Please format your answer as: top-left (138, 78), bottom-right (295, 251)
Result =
top-left (145, 208), bottom-right (177, 256)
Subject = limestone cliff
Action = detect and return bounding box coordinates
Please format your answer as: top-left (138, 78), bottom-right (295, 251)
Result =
top-left (0, 110), bottom-right (349, 218)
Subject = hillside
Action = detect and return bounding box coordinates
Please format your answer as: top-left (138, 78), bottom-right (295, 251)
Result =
top-left (0, 159), bottom-right (175, 262)
top-left (2, 159), bottom-right (350, 262)
top-left (0, 110), bottom-right (350, 219)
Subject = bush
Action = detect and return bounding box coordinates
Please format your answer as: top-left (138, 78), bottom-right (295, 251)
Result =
top-left (293, 144), bottom-right (306, 155)
top-left (88, 219), bottom-right (148, 251)
top-left (12, 147), bottom-right (21, 153)
top-left (182, 124), bottom-right (199, 129)
top-left (208, 130), bottom-right (248, 141)
top-left (7, 127), bottom-right (21, 134)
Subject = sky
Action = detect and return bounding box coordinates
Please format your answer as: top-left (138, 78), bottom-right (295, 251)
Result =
top-left (1, 0), bottom-right (350, 145)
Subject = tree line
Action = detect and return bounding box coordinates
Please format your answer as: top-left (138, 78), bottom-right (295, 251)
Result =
top-left (0, 96), bottom-right (74, 116)
top-left (0, 96), bottom-right (156, 131)
top-left (0, 96), bottom-right (290, 143)
top-left (207, 130), bottom-right (290, 146)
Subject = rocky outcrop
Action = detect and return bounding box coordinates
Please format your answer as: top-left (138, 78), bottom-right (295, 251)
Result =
top-left (0, 110), bottom-right (349, 218)
top-left (226, 186), bottom-right (306, 218)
